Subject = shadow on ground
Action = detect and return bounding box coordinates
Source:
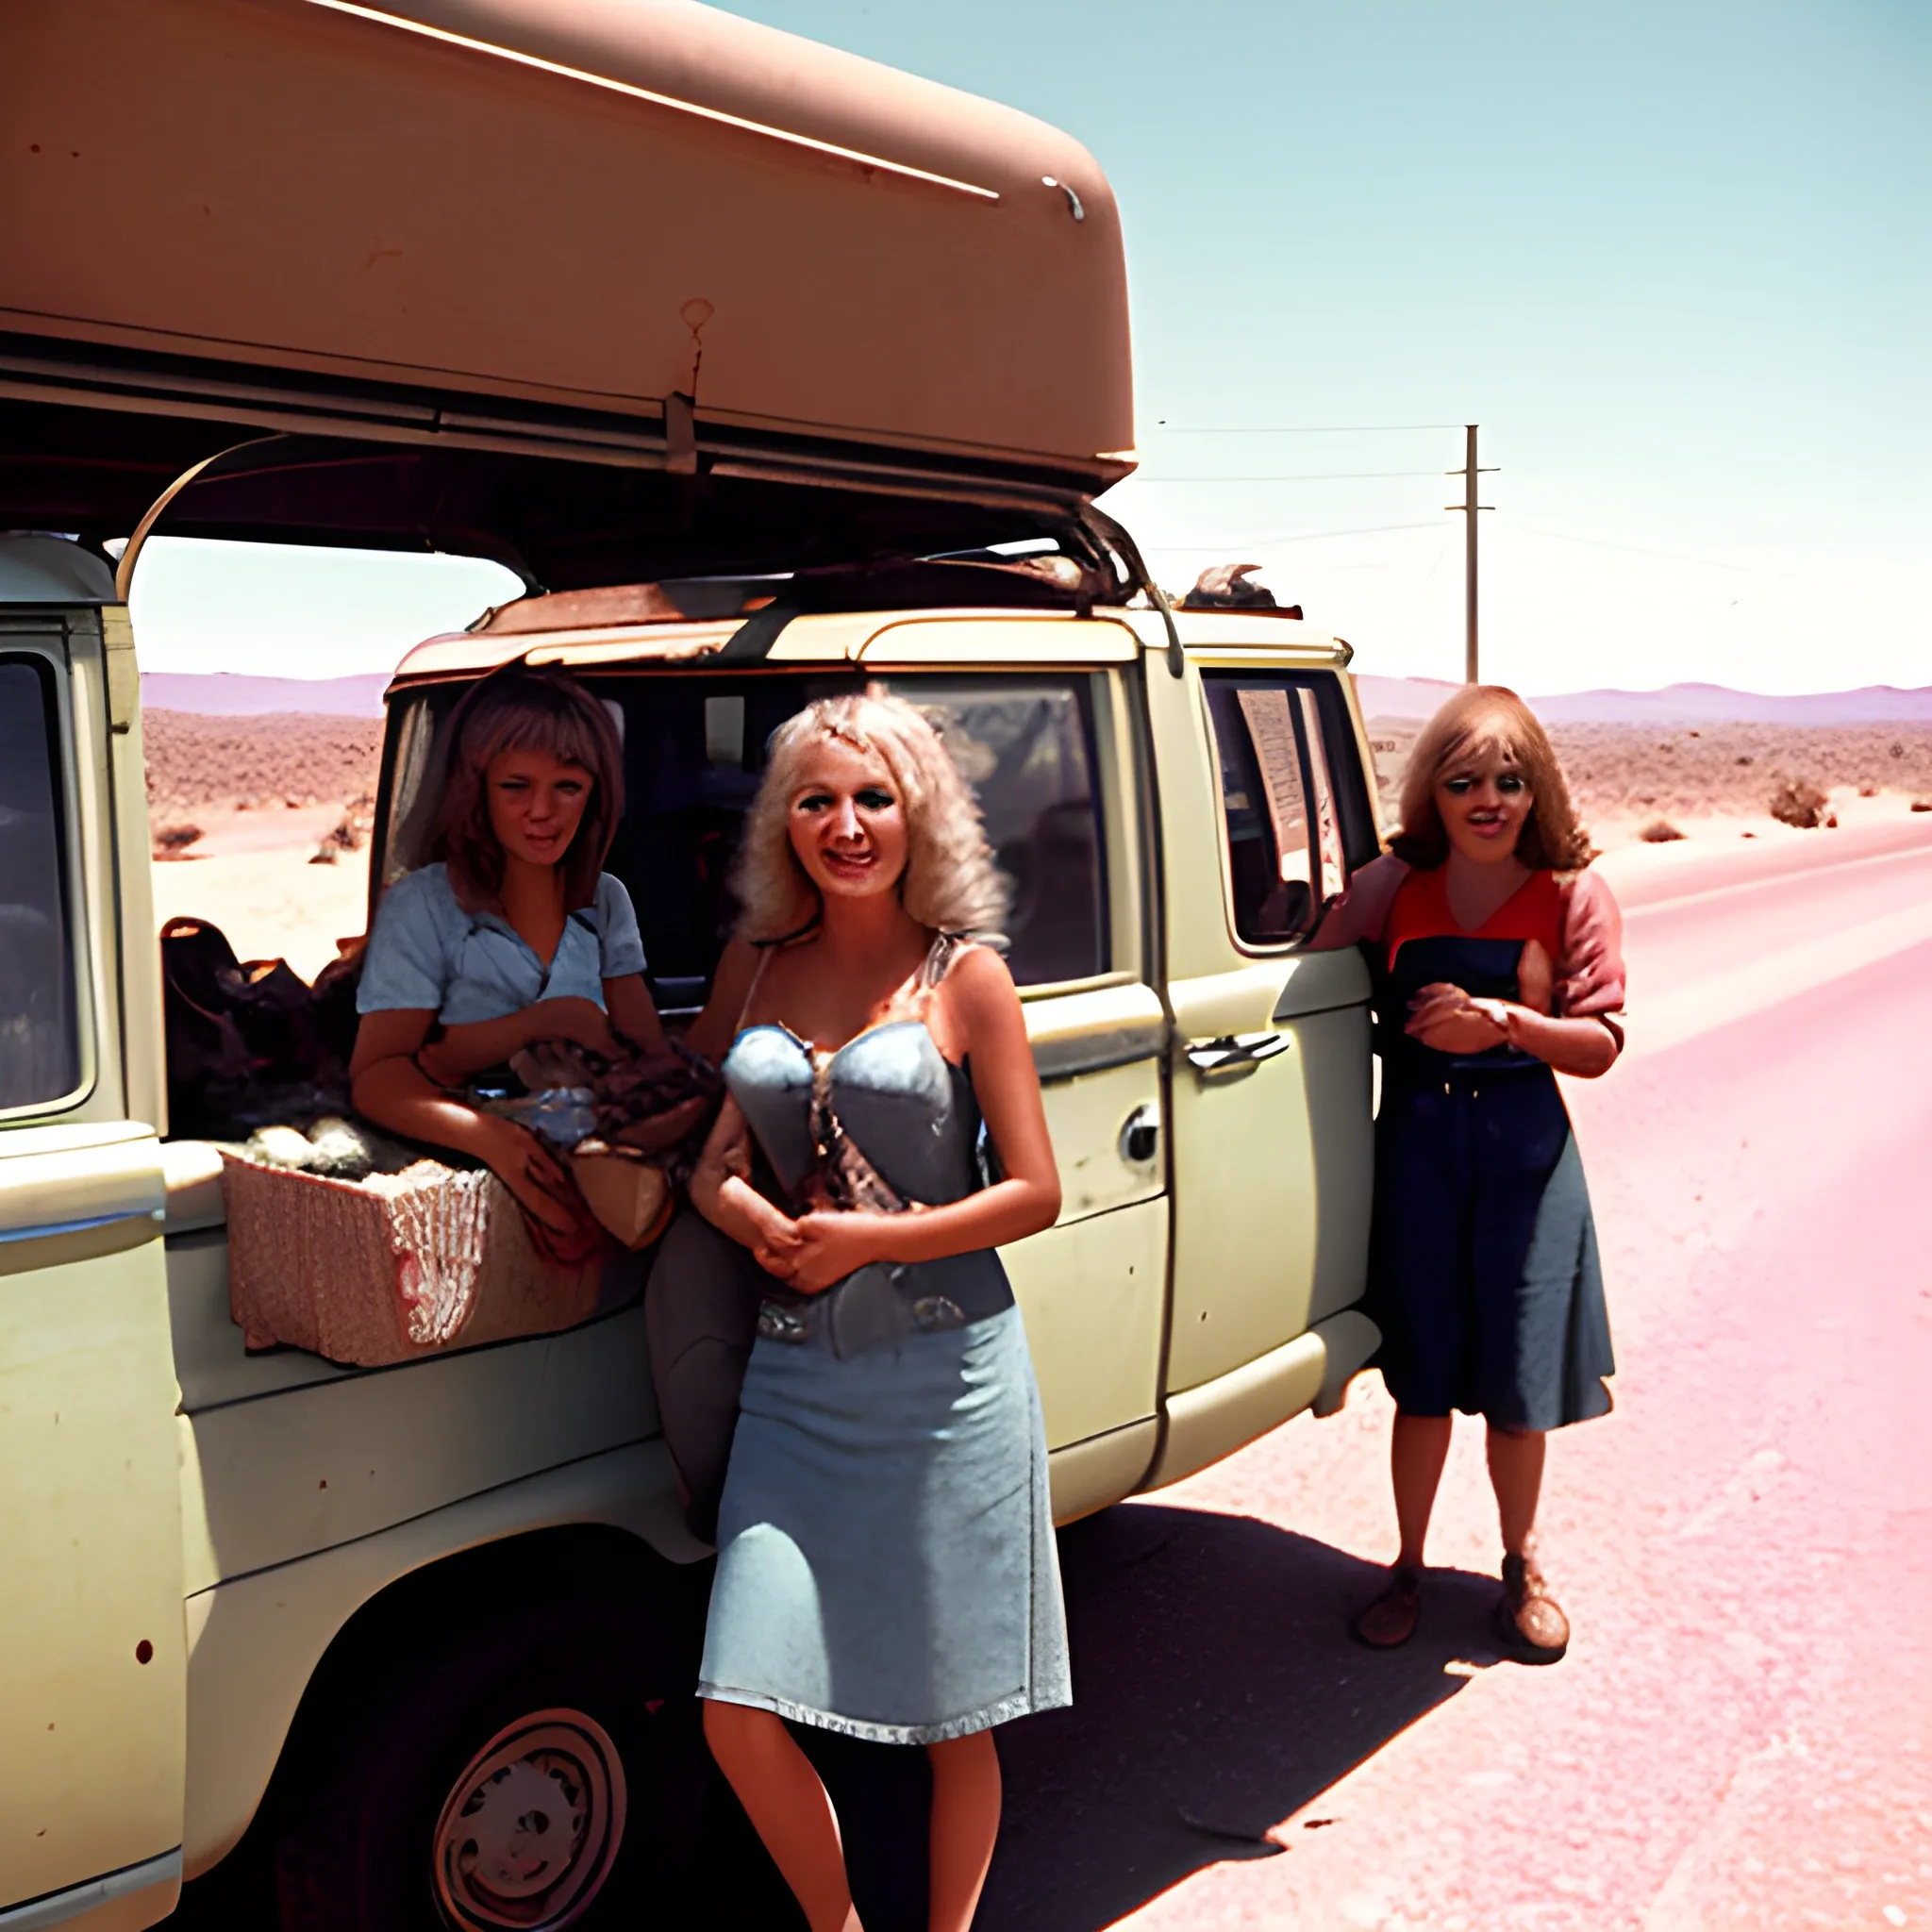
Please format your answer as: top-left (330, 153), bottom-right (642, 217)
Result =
top-left (172, 1504), bottom-right (1500, 1930)
top-left (976, 1503), bottom-right (1501, 1930)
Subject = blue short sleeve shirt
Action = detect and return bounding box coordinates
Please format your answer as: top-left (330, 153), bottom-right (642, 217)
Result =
top-left (356, 863), bottom-right (647, 1024)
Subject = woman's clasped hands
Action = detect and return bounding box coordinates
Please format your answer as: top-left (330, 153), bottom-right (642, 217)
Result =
top-left (741, 1192), bottom-right (896, 1294)
top-left (1405, 980), bottom-right (1515, 1056)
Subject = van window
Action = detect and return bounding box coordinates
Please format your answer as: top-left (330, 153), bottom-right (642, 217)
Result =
top-left (372, 670), bottom-right (1109, 1003)
top-left (1203, 672), bottom-right (1351, 948)
top-left (887, 676), bottom-right (1108, 988)
top-left (0, 655), bottom-right (80, 1111)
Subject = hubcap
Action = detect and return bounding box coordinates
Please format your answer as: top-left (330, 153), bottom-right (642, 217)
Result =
top-left (431, 1709), bottom-right (626, 1930)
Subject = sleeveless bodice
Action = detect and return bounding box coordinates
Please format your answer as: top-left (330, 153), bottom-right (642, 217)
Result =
top-left (723, 1019), bottom-right (988, 1211)
top-left (717, 935), bottom-right (1012, 1356)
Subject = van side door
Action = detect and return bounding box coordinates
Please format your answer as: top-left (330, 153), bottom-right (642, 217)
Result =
top-left (1144, 647), bottom-right (1380, 1428)
top-left (0, 601), bottom-right (187, 1924)
top-left (870, 621), bottom-right (1170, 1517)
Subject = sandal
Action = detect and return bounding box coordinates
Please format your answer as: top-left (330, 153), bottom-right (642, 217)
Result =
top-left (1351, 1565), bottom-right (1423, 1649)
top-left (1494, 1553), bottom-right (1570, 1662)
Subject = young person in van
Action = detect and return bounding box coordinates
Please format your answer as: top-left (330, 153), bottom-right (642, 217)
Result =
top-left (687, 692), bottom-right (1069, 1932)
top-left (349, 663), bottom-right (676, 1247)
top-left (1315, 686), bottom-right (1626, 1662)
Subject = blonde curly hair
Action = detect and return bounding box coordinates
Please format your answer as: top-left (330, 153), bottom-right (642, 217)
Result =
top-left (730, 690), bottom-right (1009, 942)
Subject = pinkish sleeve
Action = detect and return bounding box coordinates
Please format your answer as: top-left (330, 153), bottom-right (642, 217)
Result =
top-left (1312, 852), bottom-right (1407, 951)
top-left (1557, 870), bottom-right (1627, 1053)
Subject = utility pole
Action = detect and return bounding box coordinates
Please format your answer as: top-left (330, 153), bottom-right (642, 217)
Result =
top-left (1446, 425), bottom-right (1497, 684)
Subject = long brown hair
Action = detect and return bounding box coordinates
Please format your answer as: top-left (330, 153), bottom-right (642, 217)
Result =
top-left (1391, 685), bottom-right (1591, 872)
top-left (426, 663), bottom-right (625, 910)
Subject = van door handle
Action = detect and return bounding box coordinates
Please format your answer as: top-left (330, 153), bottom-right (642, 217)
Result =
top-left (1118, 1103), bottom-right (1160, 1170)
top-left (1185, 1031), bottom-right (1289, 1074)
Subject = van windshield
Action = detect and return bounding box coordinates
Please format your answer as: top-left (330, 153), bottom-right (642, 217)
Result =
top-left (379, 669), bottom-right (1112, 1006)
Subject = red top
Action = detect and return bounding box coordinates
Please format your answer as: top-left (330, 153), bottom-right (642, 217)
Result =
top-left (1316, 853), bottom-right (1628, 1051)
top-left (1383, 865), bottom-right (1566, 972)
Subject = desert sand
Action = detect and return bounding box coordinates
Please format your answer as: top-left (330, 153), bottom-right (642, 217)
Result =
top-left (153, 812), bottom-right (374, 982)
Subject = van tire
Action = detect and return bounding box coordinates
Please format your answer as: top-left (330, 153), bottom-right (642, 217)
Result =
top-left (274, 1588), bottom-right (703, 1931)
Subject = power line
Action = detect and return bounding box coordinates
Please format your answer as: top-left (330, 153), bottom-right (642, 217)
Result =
top-left (1510, 525), bottom-right (1811, 578)
top-left (1123, 470), bottom-right (1445, 483)
top-left (1142, 521), bottom-right (1443, 550)
top-left (1146, 422), bottom-right (1463, 434)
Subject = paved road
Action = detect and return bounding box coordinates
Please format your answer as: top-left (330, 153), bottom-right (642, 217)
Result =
top-left (980, 817), bottom-right (1932, 1930)
top-left (168, 819), bottom-right (1932, 1929)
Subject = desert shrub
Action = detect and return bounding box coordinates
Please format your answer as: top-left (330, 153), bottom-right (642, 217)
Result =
top-left (1769, 778), bottom-right (1828, 829)
top-left (1638, 818), bottom-right (1686, 843)
top-left (153, 823), bottom-right (202, 857)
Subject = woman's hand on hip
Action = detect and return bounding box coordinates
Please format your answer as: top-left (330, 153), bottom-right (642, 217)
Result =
top-left (1406, 981), bottom-right (1511, 1056)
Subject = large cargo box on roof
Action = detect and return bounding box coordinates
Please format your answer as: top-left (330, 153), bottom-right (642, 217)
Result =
top-left (0, 0), bottom-right (1133, 496)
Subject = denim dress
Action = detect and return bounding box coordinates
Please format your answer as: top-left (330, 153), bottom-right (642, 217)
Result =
top-left (696, 940), bottom-right (1071, 1744)
top-left (1366, 862), bottom-right (1624, 1431)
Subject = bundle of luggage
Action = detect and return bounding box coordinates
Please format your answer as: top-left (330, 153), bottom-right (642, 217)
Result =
top-left (164, 918), bottom-right (719, 1367)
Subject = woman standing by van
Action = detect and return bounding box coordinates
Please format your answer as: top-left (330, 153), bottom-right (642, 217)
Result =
top-left (1318, 686), bottom-right (1626, 1662)
top-left (689, 691), bottom-right (1069, 1932)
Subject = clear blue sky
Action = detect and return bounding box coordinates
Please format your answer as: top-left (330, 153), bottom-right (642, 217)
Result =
top-left (134, 1), bottom-right (1927, 693)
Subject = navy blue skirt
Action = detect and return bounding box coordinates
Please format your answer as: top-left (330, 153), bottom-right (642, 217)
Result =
top-left (1368, 1062), bottom-right (1614, 1430)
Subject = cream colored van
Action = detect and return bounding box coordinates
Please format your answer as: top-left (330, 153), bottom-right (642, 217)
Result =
top-left (0, 4), bottom-right (1380, 1925)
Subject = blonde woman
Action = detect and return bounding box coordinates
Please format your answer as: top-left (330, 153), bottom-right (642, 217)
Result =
top-left (1317, 686), bottom-right (1626, 1662)
top-left (689, 691), bottom-right (1068, 1932)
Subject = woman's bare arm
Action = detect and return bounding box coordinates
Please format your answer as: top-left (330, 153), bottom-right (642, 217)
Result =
top-left (684, 937), bottom-right (760, 1066)
top-left (785, 948), bottom-right (1060, 1291)
top-left (1405, 985), bottom-right (1621, 1078)
top-left (603, 974), bottom-right (667, 1053)
top-left (690, 1092), bottom-right (803, 1274)
top-left (419, 998), bottom-right (625, 1082)
top-left (1311, 852), bottom-right (1405, 952)
top-left (349, 1009), bottom-right (583, 1232)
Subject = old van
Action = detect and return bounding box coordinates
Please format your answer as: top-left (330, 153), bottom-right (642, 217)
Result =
top-left (0, 3), bottom-right (1380, 1925)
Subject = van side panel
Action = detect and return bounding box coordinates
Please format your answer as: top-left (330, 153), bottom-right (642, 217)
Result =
top-left (179, 1443), bottom-right (694, 1876)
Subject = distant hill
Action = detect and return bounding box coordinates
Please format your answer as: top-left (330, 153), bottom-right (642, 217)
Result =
top-left (141, 666), bottom-right (1932, 727)
top-left (1529, 683), bottom-right (1932, 724)
top-left (1355, 675), bottom-right (1932, 725)
top-left (142, 671), bottom-right (390, 717)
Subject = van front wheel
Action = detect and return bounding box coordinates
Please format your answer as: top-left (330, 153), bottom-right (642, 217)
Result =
top-left (275, 1591), bottom-right (700, 1930)
top-left (429, 1707), bottom-right (625, 1928)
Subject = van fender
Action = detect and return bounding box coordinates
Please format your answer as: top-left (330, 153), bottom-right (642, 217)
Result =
top-left (181, 1438), bottom-right (701, 1878)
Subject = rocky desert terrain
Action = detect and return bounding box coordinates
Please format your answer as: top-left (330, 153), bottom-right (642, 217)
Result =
top-left (1365, 718), bottom-right (1932, 841)
top-left (145, 709), bottom-right (384, 979)
top-left (144, 708), bottom-right (382, 832)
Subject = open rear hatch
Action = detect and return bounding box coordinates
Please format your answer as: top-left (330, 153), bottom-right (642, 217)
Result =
top-left (1, 0), bottom-right (1137, 592)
